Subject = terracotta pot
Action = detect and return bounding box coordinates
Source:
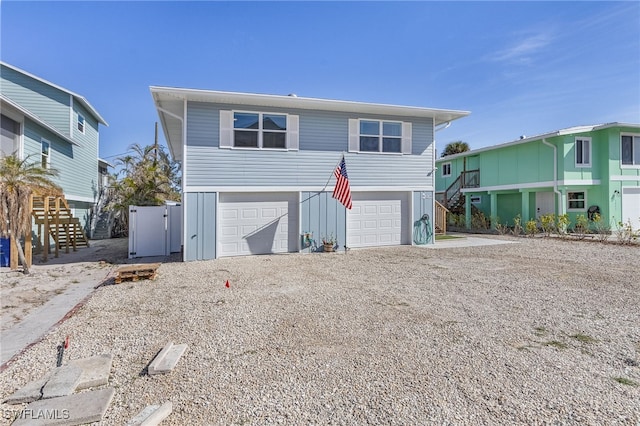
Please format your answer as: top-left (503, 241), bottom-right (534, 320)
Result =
top-left (323, 243), bottom-right (335, 252)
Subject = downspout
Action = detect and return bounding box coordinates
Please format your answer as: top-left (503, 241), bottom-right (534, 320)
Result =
top-left (542, 138), bottom-right (561, 215)
top-left (431, 120), bottom-right (452, 243)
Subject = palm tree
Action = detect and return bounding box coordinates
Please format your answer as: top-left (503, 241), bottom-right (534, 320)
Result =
top-left (0, 154), bottom-right (61, 274)
top-left (441, 141), bottom-right (470, 157)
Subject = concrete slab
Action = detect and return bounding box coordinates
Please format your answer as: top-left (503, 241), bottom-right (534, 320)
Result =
top-left (424, 235), bottom-right (519, 249)
top-left (12, 387), bottom-right (115, 426)
top-left (41, 364), bottom-right (82, 399)
top-left (126, 402), bottom-right (172, 426)
top-left (148, 343), bottom-right (187, 375)
top-left (68, 353), bottom-right (113, 389)
top-left (4, 372), bottom-right (51, 405)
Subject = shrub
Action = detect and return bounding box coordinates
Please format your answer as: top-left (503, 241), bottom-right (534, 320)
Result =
top-left (573, 214), bottom-right (589, 240)
top-left (493, 216), bottom-right (510, 235)
top-left (591, 213), bottom-right (610, 243)
top-left (471, 211), bottom-right (489, 230)
top-left (557, 214), bottom-right (570, 238)
top-left (511, 214), bottom-right (523, 236)
top-left (539, 214), bottom-right (556, 237)
top-left (525, 219), bottom-right (538, 237)
top-left (614, 219), bottom-right (639, 245)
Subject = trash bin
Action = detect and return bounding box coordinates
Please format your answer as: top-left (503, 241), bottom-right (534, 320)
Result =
top-left (0, 237), bottom-right (10, 267)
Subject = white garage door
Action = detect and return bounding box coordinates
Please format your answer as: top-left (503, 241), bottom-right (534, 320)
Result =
top-left (622, 187), bottom-right (640, 231)
top-left (347, 192), bottom-right (409, 248)
top-left (219, 193), bottom-right (298, 257)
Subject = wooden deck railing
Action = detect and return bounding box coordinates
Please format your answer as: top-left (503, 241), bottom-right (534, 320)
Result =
top-left (434, 200), bottom-right (449, 235)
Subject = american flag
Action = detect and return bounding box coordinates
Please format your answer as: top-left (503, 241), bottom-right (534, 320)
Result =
top-left (332, 156), bottom-right (352, 210)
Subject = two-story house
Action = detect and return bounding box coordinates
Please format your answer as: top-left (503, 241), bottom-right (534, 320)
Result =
top-left (152, 87), bottom-right (468, 261)
top-left (1, 62), bottom-right (108, 250)
top-left (435, 123), bottom-right (640, 231)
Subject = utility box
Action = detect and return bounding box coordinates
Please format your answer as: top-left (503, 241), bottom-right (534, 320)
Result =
top-left (0, 237), bottom-right (10, 267)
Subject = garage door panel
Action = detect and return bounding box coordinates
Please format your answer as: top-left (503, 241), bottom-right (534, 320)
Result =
top-left (219, 193), bottom-right (297, 257)
top-left (347, 192), bottom-right (408, 248)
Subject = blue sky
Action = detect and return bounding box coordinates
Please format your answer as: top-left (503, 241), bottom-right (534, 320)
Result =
top-left (1, 1), bottom-right (639, 162)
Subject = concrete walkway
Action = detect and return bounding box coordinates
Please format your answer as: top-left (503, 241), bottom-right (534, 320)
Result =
top-left (0, 271), bottom-right (108, 367)
top-left (425, 234), bottom-right (519, 249)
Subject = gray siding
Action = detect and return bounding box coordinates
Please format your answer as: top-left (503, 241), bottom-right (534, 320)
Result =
top-left (1, 64), bottom-right (71, 137)
top-left (185, 192), bottom-right (216, 261)
top-left (185, 101), bottom-right (435, 189)
top-left (300, 191), bottom-right (347, 251)
top-left (413, 191), bottom-right (435, 244)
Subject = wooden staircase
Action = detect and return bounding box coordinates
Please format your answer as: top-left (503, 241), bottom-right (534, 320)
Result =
top-left (31, 195), bottom-right (89, 260)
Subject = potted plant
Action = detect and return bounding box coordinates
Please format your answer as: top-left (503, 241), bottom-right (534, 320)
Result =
top-left (322, 233), bottom-right (336, 252)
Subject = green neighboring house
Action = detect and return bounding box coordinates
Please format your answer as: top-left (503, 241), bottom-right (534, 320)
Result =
top-left (1, 61), bottom-right (108, 233)
top-left (435, 123), bottom-right (640, 232)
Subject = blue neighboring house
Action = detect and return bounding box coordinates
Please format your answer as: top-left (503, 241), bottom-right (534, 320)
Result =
top-left (1, 62), bottom-right (108, 238)
top-left (152, 87), bottom-right (468, 261)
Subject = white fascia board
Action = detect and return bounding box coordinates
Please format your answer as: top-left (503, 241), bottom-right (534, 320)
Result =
top-left (64, 193), bottom-right (96, 203)
top-left (1, 61), bottom-right (107, 126)
top-left (611, 175), bottom-right (640, 181)
top-left (185, 186), bottom-right (434, 193)
top-left (437, 122), bottom-right (640, 163)
top-left (461, 180), bottom-right (601, 193)
top-left (149, 86), bottom-right (470, 124)
top-left (1, 95), bottom-right (78, 146)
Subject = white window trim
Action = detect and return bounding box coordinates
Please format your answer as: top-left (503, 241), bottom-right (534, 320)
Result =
top-left (567, 191), bottom-right (587, 212)
top-left (620, 132), bottom-right (640, 169)
top-left (232, 110), bottom-right (288, 150)
top-left (77, 113), bottom-right (85, 134)
top-left (575, 137), bottom-right (591, 168)
top-left (220, 110), bottom-right (298, 151)
top-left (441, 162), bottom-right (452, 177)
top-left (349, 118), bottom-right (412, 155)
top-left (41, 138), bottom-right (51, 169)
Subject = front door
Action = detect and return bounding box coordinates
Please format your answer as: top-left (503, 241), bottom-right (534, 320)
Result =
top-left (535, 192), bottom-right (555, 219)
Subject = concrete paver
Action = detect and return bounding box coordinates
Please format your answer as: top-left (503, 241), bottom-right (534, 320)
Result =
top-left (69, 353), bottom-right (113, 389)
top-left (12, 387), bottom-right (115, 426)
top-left (41, 365), bottom-right (82, 400)
top-left (148, 343), bottom-right (187, 375)
top-left (127, 402), bottom-right (172, 426)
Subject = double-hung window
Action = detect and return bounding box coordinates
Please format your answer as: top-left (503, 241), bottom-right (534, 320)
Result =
top-left (359, 120), bottom-right (402, 153)
top-left (441, 162), bottom-right (452, 177)
top-left (621, 134), bottom-right (640, 166)
top-left (77, 113), bottom-right (85, 134)
top-left (567, 191), bottom-right (586, 211)
top-left (220, 110), bottom-right (298, 150)
top-left (575, 137), bottom-right (591, 167)
top-left (349, 118), bottom-right (411, 154)
top-left (41, 139), bottom-right (50, 169)
top-left (233, 112), bottom-right (287, 149)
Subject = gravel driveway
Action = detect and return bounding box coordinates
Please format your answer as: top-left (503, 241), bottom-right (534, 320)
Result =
top-left (1, 236), bottom-right (639, 425)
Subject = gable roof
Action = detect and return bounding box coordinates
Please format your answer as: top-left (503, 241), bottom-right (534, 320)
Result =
top-left (151, 86), bottom-right (470, 161)
top-left (437, 122), bottom-right (640, 162)
top-left (1, 95), bottom-right (78, 146)
top-left (1, 61), bottom-right (108, 126)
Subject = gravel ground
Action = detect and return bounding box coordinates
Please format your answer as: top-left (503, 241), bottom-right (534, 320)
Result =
top-left (1, 236), bottom-right (639, 425)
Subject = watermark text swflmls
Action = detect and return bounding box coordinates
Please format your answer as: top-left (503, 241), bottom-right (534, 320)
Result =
top-left (2, 408), bottom-right (70, 420)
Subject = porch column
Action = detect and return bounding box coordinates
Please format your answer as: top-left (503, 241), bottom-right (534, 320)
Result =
top-left (465, 193), bottom-right (472, 229)
top-left (489, 192), bottom-right (498, 230)
top-left (521, 190), bottom-right (530, 221)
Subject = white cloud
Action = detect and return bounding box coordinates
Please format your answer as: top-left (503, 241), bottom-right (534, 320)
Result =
top-left (490, 32), bottom-right (553, 65)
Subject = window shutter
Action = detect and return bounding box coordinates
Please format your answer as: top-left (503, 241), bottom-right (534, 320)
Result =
top-left (348, 119), bottom-right (359, 152)
top-left (219, 110), bottom-right (233, 148)
top-left (288, 114), bottom-right (299, 151)
top-left (402, 122), bottom-right (412, 154)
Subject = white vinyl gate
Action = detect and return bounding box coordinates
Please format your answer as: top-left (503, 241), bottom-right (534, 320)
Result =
top-left (128, 205), bottom-right (182, 259)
